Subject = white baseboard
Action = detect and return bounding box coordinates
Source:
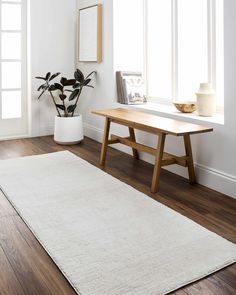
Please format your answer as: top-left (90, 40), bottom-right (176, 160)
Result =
top-left (195, 163), bottom-right (236, 198)
top-left (83, 122), bottom-right (236, 199)
top-left (84, 123), bottom-right (103, 143)
top-left (39, 123), bottom-right (54, 136)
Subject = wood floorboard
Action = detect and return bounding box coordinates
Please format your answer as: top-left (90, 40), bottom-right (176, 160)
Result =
top-left (176, 274), bottom-right (236, 295)
top-left (0, 244), bottom-right (25, 295)
top-left (0, 215), bottom-right (53, 295)
top-left (215, 265), bottom-right (236, 289)
top-left (0, 135), bottom-right (235, 295)
top-left (0, 191), bottom-right (17, 218)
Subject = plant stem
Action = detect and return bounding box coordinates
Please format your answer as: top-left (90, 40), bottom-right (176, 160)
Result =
top-left (72, 88), bottom-right (82, 117)
top-left (63, 99), bottom-right (67, 116)
top-left (50, 91), bottom-right (61, 117)
top-left (62, 91), bottom-right (67, 117)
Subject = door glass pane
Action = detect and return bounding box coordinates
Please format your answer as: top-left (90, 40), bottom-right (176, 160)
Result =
top-left (1, 90), bottom-right (21, 119)
top-left (177, 0), bottom-right (208, 100)
top-left (1, 4), bottom-right (21, 30)
top-left (147, 0), bottom-right (172, 99)
top-left (1, 62), bottom-right (21, 89)
top-left (1, 33), bottom-right (21, 59)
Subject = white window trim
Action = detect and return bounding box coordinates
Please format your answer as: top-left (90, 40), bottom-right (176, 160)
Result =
top-left (143, 0), bottom-right (224, 110)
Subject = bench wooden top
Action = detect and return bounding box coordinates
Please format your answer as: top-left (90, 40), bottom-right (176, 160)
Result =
top-left (92, 108), bottom-right (213, 136)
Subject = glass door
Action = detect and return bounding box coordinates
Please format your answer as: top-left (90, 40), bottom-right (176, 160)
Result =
top-left (0, 0), bottom-right (28, 139)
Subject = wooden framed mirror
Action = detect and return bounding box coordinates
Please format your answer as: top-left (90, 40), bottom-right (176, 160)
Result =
top-left (78, 4), bottom-right (102, 63)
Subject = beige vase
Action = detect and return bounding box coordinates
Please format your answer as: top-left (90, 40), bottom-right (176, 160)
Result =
top-left (196, 83), bottom-right (216, 117)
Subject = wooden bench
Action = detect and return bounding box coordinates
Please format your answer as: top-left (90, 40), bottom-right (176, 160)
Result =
top-left (92, 108), bottom-right (213, 193)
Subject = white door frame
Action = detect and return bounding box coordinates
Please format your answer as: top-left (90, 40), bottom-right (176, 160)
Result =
top-left (0, 0), bottom-right (28, 140)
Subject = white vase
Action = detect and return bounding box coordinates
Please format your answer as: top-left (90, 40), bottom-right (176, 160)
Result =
top-left (196, 83), bottom-right (216, 117)
top-left (54, 114), bottom-right (84, 145)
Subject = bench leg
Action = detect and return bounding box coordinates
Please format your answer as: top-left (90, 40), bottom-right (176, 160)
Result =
top-left (184, 134), bottom-right (196, 184)
top-left (100, 118), bottom-right (111, 166)
top-left (128, 127), bottom-right (139, 159)
top-left (151, 133), bottom-right (166, 193)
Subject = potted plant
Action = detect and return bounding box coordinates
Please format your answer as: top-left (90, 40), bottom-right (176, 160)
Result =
top-left (36, 69), bottom-right (95, 144)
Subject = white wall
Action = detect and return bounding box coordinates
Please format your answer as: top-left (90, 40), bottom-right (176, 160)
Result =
top-left (75, 0), bottom-right (115, 130)
top-left (76, 0), bottom-right (236, 198)
top-left (29, 0), bottom-right (77, 136)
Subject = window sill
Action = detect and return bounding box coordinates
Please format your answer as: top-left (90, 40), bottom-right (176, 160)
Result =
top-left (125, 102), bottom-right (224, 126)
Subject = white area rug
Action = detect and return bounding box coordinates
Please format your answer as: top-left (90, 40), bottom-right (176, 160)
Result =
top-left (0, 151), bottom-right (235, 295)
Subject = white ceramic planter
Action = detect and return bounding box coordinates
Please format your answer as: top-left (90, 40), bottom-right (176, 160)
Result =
top-left (196, 83), bottom-right (216, 117)
top-left (54, 115), bottom-right (84, 145)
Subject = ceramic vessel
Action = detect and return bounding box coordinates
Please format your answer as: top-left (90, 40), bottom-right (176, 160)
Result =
top-left (196, 83), bottom-right (216, 117)
top-left (54, 114), bottom-right (84, 145)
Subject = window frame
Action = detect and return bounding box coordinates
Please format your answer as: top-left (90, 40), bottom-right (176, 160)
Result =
top-left (143, 0), bottom-right (224, 108)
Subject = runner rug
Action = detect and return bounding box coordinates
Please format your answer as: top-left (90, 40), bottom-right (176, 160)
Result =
top-left (0, 151), bottom-right (235, 295)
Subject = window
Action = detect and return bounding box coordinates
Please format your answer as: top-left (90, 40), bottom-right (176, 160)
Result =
top-left (0, 0), bottom-right (28, 138)
top-left (113, 0), bottom-right (144, 72)
top-left (145, 0), bottom-right (224, 107)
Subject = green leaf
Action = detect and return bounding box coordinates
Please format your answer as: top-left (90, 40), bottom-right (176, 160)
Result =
top-left (48, 85), bottom-right (57, 91)
top-left (45, 72), bottom-right (51, 80)
top-left (38, 91), bottom-right (45, 99)
top-left (59, 94), bottom-right (67, 100)
top-left (67, 104), bottom-right (77, 113)
top-left (35, 76), bottom-right (46, 81)
top-left (64, 79), bottom-right (76, 86)
top-left (65, 89), bottom-right (73, 93)
top-left (74, 69), bottom-right (84, 83)
top-left (37, 87), bottom-right (48, 99)
top-left (60, 77), bottom-right (67, 86)
top-left (85, 71), bottom-right (96, 79)
top-left (73, 83), bottom-right (81, 89)
top-left (83, 78), bottom-right (91, 86)
top-left (54, 83), bottom-right (63, 92)
top-left (49, 72), bottom-right (61, 81)
top-left (37, 84), bottom-right (45, 91)
top-left (69, 89), bottom-right (80, 101)
top-left (56, 104), bottom-right (65, 111)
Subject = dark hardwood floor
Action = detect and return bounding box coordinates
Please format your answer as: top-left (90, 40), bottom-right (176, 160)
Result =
top-left (0, 136), bottom-right (235, 295)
